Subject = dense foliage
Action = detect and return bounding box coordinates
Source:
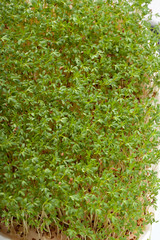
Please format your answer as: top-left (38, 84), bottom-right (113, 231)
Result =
top-left (0, 0), bottom-right (160, 239)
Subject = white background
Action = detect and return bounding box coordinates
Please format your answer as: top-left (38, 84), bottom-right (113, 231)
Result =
top-left (149, 0), bottom-right (160, 23)
top-left (148, 1), bottom-right (160, 239)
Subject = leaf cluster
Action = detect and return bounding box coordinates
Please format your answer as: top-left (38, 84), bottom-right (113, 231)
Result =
top-left (0, 0), bottom-right (160, 239)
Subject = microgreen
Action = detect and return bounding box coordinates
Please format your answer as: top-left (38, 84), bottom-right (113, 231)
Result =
top-left (0, 0), bottom-right (160, 239)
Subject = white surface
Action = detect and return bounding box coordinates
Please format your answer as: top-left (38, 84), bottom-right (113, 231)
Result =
top-left (141, 2), bottom-right (160, 240)
top-left (0, 235), bottom-right (10, 240)
top-left (151, 191), bottom-right (160, 239)
top-left (139, 225), bottom-right (152, 240)
top-left (149, 0), bottom-right (160, 14)
top-left (150, 164), bottom-right (160, 240)
top-left (149, 0), bottom-right (160, 24)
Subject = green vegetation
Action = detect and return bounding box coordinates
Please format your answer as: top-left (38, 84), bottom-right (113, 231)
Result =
top-left (0, 0), bottom-right (160, 239)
